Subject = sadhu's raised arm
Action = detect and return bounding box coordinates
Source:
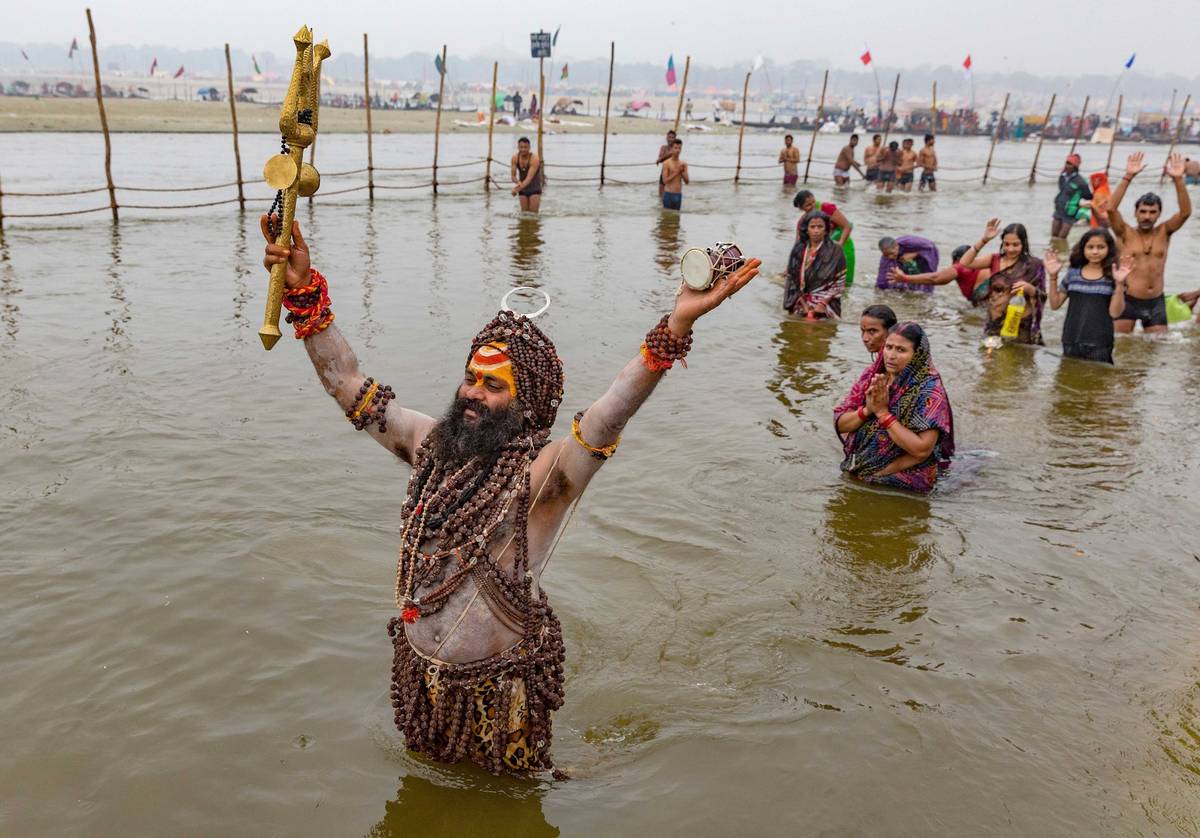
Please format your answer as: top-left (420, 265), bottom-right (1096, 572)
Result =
top-left (260, 216), bottom-right (435, 464)
top-left (535, 257), bottom-right (762, 507)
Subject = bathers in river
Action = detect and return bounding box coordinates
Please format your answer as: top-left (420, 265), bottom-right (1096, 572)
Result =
top-left (662, 191), bottom-right (682, 211)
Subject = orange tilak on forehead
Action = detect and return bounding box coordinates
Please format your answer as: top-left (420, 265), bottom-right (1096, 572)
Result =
top-left (468, 342), bottom-right (517, 396)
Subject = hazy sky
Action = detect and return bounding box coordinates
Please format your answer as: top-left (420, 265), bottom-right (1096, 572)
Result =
top-left (11, 0), bottom-right (1194, 77)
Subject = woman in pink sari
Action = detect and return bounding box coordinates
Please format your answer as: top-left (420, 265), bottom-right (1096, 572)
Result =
top-left (833, 322), bottom-right (955, 494)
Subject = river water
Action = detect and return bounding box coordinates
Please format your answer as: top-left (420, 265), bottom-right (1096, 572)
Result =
top-left (2, 129), bottom-right (1200, 836)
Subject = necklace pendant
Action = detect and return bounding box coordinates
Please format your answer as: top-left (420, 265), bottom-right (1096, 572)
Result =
top-left (402, 605), bottom-right (421, 623)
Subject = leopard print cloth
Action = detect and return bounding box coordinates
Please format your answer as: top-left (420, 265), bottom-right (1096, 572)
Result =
top-left (424, 671), bottom-right (535, 772)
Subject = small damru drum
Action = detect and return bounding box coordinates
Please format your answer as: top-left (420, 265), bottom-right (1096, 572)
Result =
top-left (679, 242), bottom-right (745, 291)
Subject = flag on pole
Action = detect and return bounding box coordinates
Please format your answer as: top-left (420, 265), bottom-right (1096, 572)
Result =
top-left (860, 48), bottom-right (872, 66)
top-left (560, 63), bottom-right (568, 81)
top-left (434, 53), bottom-right (445, 76)
top-left (752, 55), bottom-right (764, 72)
top-left (173, 65), bottom-right (185, 79)
top-left (552, 25), bottom-right (561, 47)
top-left (666, 54), bottom-right (677, 87)
top-left (1124, 53), bottom-right (1135, 69)
top-left (68, 38), bottom-right (79, 58)
top-left (963, 54), bottom-right (972, 76)
top-left (252, 54), bottom-right (261, 74)
top-left (150, 57), bottom-right (158, 76)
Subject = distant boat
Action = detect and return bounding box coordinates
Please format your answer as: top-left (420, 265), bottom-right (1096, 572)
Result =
top-left (1090, 126), bottom-right (1114, 144)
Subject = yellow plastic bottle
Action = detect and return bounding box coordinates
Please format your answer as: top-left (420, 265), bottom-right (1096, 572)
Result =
top-left (1000, 289), bottom-right (1026, 339)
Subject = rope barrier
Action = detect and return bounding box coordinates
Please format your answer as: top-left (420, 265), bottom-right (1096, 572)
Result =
top-left (313, 184), bottom-right (370, 197)
top-left (3, 185), bottom-right (111, 197)
top-left (3, 205), bottom-right (113, 218)
top-left (121, 197), bottom-right (244, 210)
top-left (4, 138), bottom-right (1175, 225)
top-left (374, 158), bottom-right (487, 172)
top-left (118, 181), bottom-right (242, 193)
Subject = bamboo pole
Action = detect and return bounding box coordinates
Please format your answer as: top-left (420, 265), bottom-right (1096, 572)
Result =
top-left (1105, 94), bottom-right (1123, 177)
top-left (432, 44), bottom-right (447, 194)
top-left (485, 61), bottom-right (497, 191)
top-left (1068, 94), bottom-right (1090, 155)
top-left (222, 44), bottom-right (244, 210)
top-left (364, 33), bottom-right (374, 200)
top-left (930, 81), bottom-right (937, 135)
top-left (86, 8), bottom-right (117, 221)
top-left (0, 169), bottom-right (5, 231)
top-left (537, 56), bottom-right (545, 176)
top-left (803, 69), bottom-right (828, 184)
top-left (1028, 93), bottom-right (1056, 184)
top-left (880, 73), bottom-right (900, 147)
top-left (983, 92), bottom-right (1010, 184)
top-left (223, 44), bottom-right (243, 210)
top-left (1161, 94), bottom-right (1191, 183)
top-left (734, 71), bottom-right (752, 184)
top-left (673, 55), bottom-right (691, 132)
top-left (600, 42), bottom-right (614, 186)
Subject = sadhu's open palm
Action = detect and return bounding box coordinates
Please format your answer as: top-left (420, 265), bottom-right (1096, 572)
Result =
top-left (673, 257), bottom-right (762, 323)
top-left (260, 215), bottom-right (311, 290)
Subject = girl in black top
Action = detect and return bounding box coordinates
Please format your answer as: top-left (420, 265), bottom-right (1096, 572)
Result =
top-left (1044, 228), bottom-right (1132, 364)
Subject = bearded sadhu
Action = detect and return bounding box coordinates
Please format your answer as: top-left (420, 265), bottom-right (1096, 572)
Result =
top-left (261, 216), bottom-right (760, 776)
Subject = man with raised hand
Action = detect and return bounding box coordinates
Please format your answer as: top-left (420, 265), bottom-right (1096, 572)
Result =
top-left (1106, 152), bottom-right (1192, 334)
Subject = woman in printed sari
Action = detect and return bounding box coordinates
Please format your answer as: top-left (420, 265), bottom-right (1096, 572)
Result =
top-left (958, 220), bottom-right (1047, 345)
top-left (783, 210), bottom-right (847, 320)
top-left (834, 322), bottom-right (955, 494)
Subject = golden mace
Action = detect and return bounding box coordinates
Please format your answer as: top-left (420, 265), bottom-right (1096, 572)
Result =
top-left (259, 26), bottom-right (330, 350)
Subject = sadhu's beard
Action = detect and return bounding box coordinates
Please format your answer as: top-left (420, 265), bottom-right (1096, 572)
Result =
top-left (428, 395), bottom-right (526, 466)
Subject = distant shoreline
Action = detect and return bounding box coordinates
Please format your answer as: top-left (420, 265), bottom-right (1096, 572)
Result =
top-left (0, 95), bottom-right (728, 135)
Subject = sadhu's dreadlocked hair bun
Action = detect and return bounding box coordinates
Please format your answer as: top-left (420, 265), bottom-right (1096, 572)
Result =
top-left (468, 310), bottom-right (564, 443)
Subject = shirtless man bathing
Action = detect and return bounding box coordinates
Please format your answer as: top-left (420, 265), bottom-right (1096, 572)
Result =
top-left (1107, 152), bottom-right (1192, 335)
top-left (510, 137), bottom-right (543, 214)
top-left (898, 138), bottom-right (918, 192)
top-left (862, 134), bottom-right (883, 186)
top-left (661, 139), bottom-right (689, 211)
top-left (916, 134), bottom-right (937, 191)
top-left (779, 134), bottom-right (801, 186)
top-left (833, 134), bottom-right (864, 186)
top-left (657, 129), bottom-right (677, 198)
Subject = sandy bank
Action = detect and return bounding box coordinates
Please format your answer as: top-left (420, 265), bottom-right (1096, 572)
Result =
top-left (0, 95), bottom-right (739, 136)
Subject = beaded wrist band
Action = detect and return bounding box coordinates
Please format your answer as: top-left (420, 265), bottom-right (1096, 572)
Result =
top-left (346, 377), bottom-right (395, 432)
top-left (282, 268), bottom-right (335, 339)
top-left (641, 314), bottom-right (693, 372)
top-left (571, 411), bottom-right (620, 460)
